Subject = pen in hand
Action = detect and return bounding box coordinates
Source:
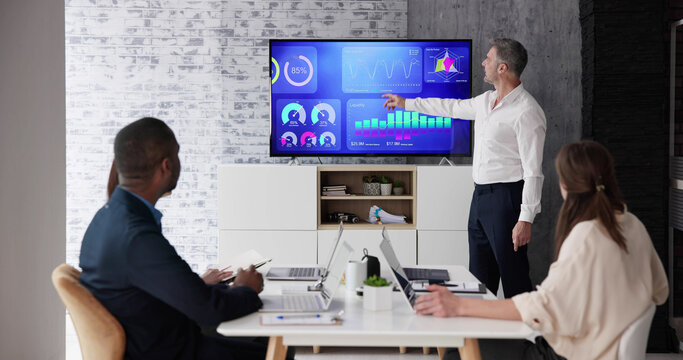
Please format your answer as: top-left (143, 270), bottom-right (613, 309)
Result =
top-left (276, 314), bottom-right (321, 319)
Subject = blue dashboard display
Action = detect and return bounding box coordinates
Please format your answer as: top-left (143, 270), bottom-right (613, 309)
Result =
top-left (270, 40), bottom-right (472, 156)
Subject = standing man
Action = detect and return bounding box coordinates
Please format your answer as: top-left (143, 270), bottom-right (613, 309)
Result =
top-left (79, 117), bottom-right (281, 359)
top-left (383, 38), bottom-right (546, 297)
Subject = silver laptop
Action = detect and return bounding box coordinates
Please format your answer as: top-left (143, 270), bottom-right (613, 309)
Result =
top-left (378, 227), bottom-right (417, 312)
top-left (259, 240), bottom-right (354, 312)
top-left (265, 222), bottom-right (344, 281)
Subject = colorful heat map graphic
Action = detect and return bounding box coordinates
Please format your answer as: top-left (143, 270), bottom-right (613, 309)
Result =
top-left (275, 99), bottom-right (341, 152)
top-left (424, 47), bottom-right (470, 84)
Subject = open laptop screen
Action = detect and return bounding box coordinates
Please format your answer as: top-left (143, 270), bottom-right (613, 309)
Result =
top-left (320, 240), bottom-right (353, 304)
top-left (379, 228), bottom-right (417, 308)
top-left (321, 221), bottom-right (344, 279)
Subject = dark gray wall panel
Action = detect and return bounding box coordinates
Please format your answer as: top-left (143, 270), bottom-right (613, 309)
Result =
top-left (408, 0), bottom-right (582, 285)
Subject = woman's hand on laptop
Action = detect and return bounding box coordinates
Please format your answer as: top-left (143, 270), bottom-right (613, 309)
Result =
top-left (233, 265), bottom-right (264, 293)
top-left (413, 285), bottom-right (461, 317)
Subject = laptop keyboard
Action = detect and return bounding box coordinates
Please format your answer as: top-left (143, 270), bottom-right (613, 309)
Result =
top-left (406, 268), bottom-right (429, 278)
top-left (289, 267), bottom-right (316, 277)
top-left (283, 294), bottom-right (320, 310)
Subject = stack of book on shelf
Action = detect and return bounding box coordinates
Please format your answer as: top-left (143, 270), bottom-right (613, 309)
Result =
top-left (322, 184), bottom-right (349, 196)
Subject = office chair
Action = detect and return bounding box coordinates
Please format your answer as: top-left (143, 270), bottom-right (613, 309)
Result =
top-left (52, 264), bottom-right (125, 360)
top-left (618, 302), bottom-right (656, 360)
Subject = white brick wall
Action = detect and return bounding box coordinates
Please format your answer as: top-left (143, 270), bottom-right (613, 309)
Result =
top-left (66, 0), bottom-right (408, 272)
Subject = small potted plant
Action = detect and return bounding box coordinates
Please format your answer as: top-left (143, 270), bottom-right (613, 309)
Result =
top-left (363, 275), bottom-right (393, 311)
top-left (362, 175), bottom-right (380, 196)
top-left (392, 180), bottom-right (404, 195)
top-left (379, 176), bottom-right (392, 196)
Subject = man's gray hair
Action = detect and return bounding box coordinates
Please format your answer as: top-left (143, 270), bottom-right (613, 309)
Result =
top-left (489, 38), bottom-right (528, 77)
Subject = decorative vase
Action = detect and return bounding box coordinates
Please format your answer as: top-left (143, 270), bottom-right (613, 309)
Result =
top-left (363, 182), bottom-right (381, 196)
top-left (392, 187), bottom-right (404, 195)
top-left (363, 285), bottom-right (393, 311)
top-left (380, 183), bottom-right (392, 196)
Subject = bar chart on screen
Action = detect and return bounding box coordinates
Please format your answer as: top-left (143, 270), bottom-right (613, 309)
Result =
top-left (346, 99), bottom-right (468, 153)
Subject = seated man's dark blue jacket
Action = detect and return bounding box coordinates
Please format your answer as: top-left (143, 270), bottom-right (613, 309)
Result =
top-left (79, 187), bottom-right (262, 359)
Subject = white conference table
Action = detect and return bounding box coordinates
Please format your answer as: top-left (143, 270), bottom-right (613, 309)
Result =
top-left (217, 265), bottom-right (533, 360)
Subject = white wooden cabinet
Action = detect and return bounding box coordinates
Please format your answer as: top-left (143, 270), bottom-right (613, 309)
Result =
top-left (417, 230), bottom-right (469, 267)
top-left (318, 229), bottom-right (416, 266)
top-left (218, 230), bottom-right (317, 264)
top-left (417, 166), bottom-right (473, 231)
top-left (218, 165), bottom-right (472, 266)
top-left (415, 166), bottom-right (473, 267)
top-left (217, 165), bottom-right (317, 230)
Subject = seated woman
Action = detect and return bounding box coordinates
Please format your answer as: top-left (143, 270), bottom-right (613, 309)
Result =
top-left (414, 140), bottom-right (668, 360)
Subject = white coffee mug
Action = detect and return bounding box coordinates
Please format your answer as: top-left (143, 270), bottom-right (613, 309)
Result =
top-left (346, 260), bottom-right (367, 293)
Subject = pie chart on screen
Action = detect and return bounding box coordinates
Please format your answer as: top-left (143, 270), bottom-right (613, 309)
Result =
top-left (301, 131), bottom-right (317, 146)
top-left (281, 103), bottom-right (306, 125)
top-left (280, 131), bottom-right (297, 146)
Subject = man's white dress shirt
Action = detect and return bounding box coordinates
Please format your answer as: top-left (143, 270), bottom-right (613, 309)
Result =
top-left (405, 84), bottom-right (546, 223)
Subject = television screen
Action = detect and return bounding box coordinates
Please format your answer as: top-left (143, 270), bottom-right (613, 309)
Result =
top-left (269, 39), bottom-right (472, 157)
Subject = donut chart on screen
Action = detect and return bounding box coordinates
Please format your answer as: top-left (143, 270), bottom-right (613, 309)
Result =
top-left (319, 132), bottom-right (336, 147)
top-left (280, 131), bottom-right (297, 147)
top-left (284, 55), bottom-right (314, 87)
top-left (301, 132), bottom-right (317, 146)
top-left (311, 103), bottom-right (336, 124)
top-left (281, 103), bottom-right (306, 125)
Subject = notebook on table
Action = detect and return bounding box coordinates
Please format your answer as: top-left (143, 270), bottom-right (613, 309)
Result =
top-left (402, 267), bottom-right (450, 282)
top-left (265, 222), bottom-right (344, 281)
top-left (259, 240), bottom-right (354, 312)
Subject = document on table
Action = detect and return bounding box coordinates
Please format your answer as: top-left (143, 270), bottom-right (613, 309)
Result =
top-left (411, 281), bottom-right (486, 294)
top-left (260, 313), bottom-right (341, 326)
top-left (214, 249), bottom-right (272, 282)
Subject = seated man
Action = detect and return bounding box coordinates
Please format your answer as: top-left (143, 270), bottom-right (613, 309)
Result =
top-left (80, 117), bottom-right (275, 359)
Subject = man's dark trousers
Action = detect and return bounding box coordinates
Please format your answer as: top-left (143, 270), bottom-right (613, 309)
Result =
top-left (467, 180), bottom-right (532, 297)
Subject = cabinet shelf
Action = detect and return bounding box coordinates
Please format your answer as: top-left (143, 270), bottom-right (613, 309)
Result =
top-left (318, 165), bottom-right (417, 229)
top-left (318, 222), bottom-right (416, 230)
top-left (321, 195), bottom-right (414, 200)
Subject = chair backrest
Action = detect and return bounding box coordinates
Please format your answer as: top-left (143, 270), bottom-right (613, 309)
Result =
top-left (617, 302), bottom-right (656, 360)
top-left (52, 264), bottom-right (125, 360)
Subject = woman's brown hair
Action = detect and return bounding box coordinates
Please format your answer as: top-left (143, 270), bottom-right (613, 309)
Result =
top-left (107, 160), bottom-right (118, 199)
top-left (554, 140), bottom-right (626, 259)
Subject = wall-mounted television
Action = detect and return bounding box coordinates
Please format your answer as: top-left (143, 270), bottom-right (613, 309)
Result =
top-left (269, 39), bottom-right (472, 157)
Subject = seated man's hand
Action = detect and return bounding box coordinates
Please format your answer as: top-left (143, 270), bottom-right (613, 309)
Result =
top-left (201, 268), bottom-right (233, 285)
top-left (413, 285), bottom-right (461, 317)
top-left (232, 265), bottom-right (264, 293)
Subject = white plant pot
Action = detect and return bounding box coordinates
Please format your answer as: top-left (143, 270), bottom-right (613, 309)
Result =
top-left (363, 285), bottom-right (393, 311)
top-left (380, 183), bottom-right (392, 196)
